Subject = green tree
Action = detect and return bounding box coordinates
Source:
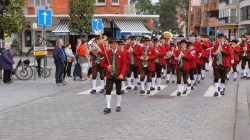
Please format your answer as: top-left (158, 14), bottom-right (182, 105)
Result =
top-left (131, 0), bottom-right (155, 14)
top-left (156, 0), bottom-right (188, 33)
top-left (69, 0), bottom-right (95, 35)
top-left (0, 0), bottom-right (26, 38)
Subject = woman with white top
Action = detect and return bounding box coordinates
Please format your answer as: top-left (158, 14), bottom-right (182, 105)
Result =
top-left (65, 43), bottom-right (75, 77)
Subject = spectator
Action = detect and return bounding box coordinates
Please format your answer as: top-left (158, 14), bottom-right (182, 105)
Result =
top-left (53, 39), bottom-right (67, 86)
top-left (77, 39), bottom-right (88, 81)
top-left (0, 44), bottom-right (14, 84)
top-left (65, 43), bottom-right (75, 77)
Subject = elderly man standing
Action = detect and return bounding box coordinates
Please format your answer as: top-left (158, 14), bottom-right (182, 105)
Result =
top-left (53, 39), bottom-right (67, 86)
top-left (0, 44), bottom-right (14, 84)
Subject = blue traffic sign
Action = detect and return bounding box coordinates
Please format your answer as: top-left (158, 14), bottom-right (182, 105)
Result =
top-left (38, 9), bottom-right (53, 26)
top-left (92, 18), bottom-right (103, 31)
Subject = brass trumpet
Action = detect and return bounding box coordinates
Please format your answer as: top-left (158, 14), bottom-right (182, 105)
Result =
top-left (141, 52), bottom-right (148, 68)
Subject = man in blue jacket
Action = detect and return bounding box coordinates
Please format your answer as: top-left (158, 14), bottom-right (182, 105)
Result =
top-left (0, 44), bottom-right (14, 84)
top-left (53, 39), bottom-right (67, 86)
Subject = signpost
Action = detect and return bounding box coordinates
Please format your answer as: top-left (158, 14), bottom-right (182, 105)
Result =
top-left (37, 9), bottom-right (53, 79)
top-left (92, 18), bottom-right (103, 34)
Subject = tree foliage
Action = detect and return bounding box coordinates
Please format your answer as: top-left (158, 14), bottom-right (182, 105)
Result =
top-left (132, 0), bottom-right (188, 33)
top-left (69, 0), bottom-right (95, 35)
top-left (0, 0), bottom-right (26, 36)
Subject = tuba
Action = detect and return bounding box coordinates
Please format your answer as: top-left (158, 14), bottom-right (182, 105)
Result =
top-left (90, 42), bottom-right (103, 60)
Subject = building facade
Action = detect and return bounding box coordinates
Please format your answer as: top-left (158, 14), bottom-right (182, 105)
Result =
top-left (239, 0), bottom-right (250, 35)
top-left (188, 0), bottom-right (202, 35)
top-left (20, 0), bottom-right (158, 53)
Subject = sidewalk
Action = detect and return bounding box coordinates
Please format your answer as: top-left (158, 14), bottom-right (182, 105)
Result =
top-left (235, 80), bottom-right (250, 140)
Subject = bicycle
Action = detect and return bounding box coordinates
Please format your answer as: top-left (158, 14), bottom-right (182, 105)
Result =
top-left (12, 51), bottom-right (33, 80)
top-left (29, 65), bottom-right (52, 78)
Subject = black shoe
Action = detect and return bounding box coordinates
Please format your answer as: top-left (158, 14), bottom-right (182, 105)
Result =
top-left (104, 108), bottom-right (111, 114)
top-left (220, 91), bottom-right (225, 96)
top-left (137, 82), bottom-right (141, 85)
top-left (201, 77), bottom-right (205, 80)
top-left (147, 91), bottom-right (150, 95)
top-left (197, 80), bottom-right (200, 84)
top-left (121, 90), bottom-right (125, 94)
top-left (150, 87), bottom-right (155, 91)
top-left (140, 90), bottom-right (145, 94)
top-left (157, 87), bottom-right (161, 90)
top-left (194, 82), bottom-right (197, 86)
top-left (166, 80), bottom-right (170, 84)
top-left (67, 75), bottom-right (72, 77)
top-left (241, 76), bottom-right (246, 79)
top-left (177, 92), bottom-right (181, 96)
top-left (233, 78), bottom-right (236, 81)
top-left (162, 76), bottom-right (166, 79)
top-left (191, 86), bottom-right (194, 90)
top-left (100, 89), bottom-right (104, 94)
top-left (116, 106), bottom-right (121, 112)
top-left (131, 79), bottom-right (134, 82)
top-left (90, 89), bottom-right (96, 94)
top-left (214, 92), bottom-right (219, 97)
top-left (183, 90), bottom-right (187, 95)
top-left (206, 70), bottom-right (209, 72)
top-left (126, 86), bottom-right (132, 90)
top-left (187, 83), bottom-right (191, 87)
top-left (134, 86), bottom-right (138, 90)
top-left (172, 80), bottom-right (175, 84)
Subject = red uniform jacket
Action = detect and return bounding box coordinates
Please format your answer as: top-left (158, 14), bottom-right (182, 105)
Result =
top-left (189, 49), bottom-right (196, 69)
top-left (201, 41), bottom-right (211, 59)
top-left (155, 45), bottom-right (166, 65)
top-left (162, 43), bottom-right (171, 64)
top-left (239, 40), bottom-right (246, 57)
top-left (194, 41), bottom-right (203, 65)
top-left (124, 49), bottom-right (131, 72)
top-left (103, 49), bottom-right (127, 79)
top-left (124, 43), bottom-right (142, 67)
top-left (138, 46), bottom-right (157, 72)
top-left (233, 45), bottom-right (240, 62)
top-left (90, 43), bottom-right (107, 67)
top-left (174, 49), bottom-right (192, 70)
top-left (212, 43), bottom-right (232, 67)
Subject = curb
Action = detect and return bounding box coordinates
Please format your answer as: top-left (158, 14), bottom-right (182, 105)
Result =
top-left (235, 80), bottom-right (250, 140)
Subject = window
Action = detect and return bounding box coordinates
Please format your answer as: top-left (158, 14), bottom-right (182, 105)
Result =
top-left (248, 6), bottom-right (250, 20)
top-left (240, 6), bottom-right (250, 21)
top-left (29, 0), bottom-right (51, 6)
top-left (112, 0), bottom-right (119, 5)
top-left (96, 0), bottom-right (106, 5)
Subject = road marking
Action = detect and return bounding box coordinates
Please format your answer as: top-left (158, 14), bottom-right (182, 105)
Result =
top-left (170, 87), bottom-right (192, 97)
top-left (77, 86), bottom-right (104, 95)
top-left (137, 85), bottom-right (168, 96)
top-left (203, 85), bottom-right (222, 97)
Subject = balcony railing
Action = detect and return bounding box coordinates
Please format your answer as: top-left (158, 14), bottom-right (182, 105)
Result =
top-left (201, 17), bottom-right (218, 27)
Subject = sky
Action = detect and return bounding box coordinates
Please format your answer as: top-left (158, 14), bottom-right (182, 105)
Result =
top-left (151, 0), bottom-right (159, 4)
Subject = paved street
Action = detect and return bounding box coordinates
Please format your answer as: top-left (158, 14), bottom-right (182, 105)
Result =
top-left (0, 59), bottom-right (242, 140)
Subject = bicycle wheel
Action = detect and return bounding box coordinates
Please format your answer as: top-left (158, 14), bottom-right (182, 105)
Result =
top-left (41, 68), bottom-right (51, 78)
top-left (15, 64), bottom-right (33, 80)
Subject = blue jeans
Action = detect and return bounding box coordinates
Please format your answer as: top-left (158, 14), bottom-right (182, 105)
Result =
top-left (55, 63), bottom-right (64, 84)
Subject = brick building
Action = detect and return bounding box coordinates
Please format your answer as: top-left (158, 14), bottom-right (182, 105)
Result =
top-left (19, 0), bottom-right (158, 53)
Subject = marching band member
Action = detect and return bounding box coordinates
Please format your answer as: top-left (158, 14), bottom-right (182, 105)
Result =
top-left (240, 33), bottom-right (250, 79)
top-left (193, 36), bottom-right (203, 84)
top-left (151, 38), bottom-right (166, 90)
top-left (187, 42), bottom-right (197, 90)
top-left (89, 36), bottom-right (106, 94)
top-left (139, 35), bottom-right (157, 95)
top-left (125, 36), bottom-right (142, 91)
top-left (103, 39), bottom-right (127, 114)
top-left (166, 43), bottom-right (178, 84)
top-left (231, 40), bottom-right (240, 81)
top-left (212, 34), bottom-right (232, 97)
top-left (174, 40), bottom-right (192, 96)
top-left (118, 40), bottom-right (131, 94)
top-left (162, 31), bottom-right (173, 82)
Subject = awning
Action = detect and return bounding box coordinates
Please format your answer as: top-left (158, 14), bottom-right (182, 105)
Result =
top-left (114, 20), bottom-right (151, 34)
top-left (52, 19), bottom-right (71, 35)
